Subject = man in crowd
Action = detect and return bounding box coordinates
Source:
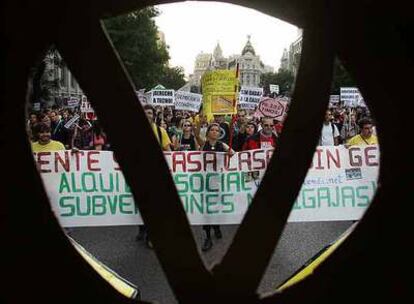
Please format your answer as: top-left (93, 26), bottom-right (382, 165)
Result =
top-left (232, 109), bottom-right (248, 151)
top-left (346, 118), bottom-right (378, 146)
top-left (243, 117), bottom-right (279, 150)
top-left (143, 104), bottom-right (171, 151)
top-left (341, 113), bottom-right (360, 143)
top-left (50, 110), bottom-right (69, 148)
top-left (319, 110), bottom-right (340, 146)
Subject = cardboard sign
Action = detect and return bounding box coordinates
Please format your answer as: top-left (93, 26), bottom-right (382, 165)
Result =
top-left (329, 95), bottom-right (340, 105)
top-left (269, 84), bottom-right (280, 94)
top-left (64, 114), bottom-right (80, 129)
top-left (238, 86), bottom-right (263, 110)
top-left (151, 89), bottom-right (175, 106)
top-left (32, 102), bottom-right (41, 112)
top-left (67, 97), bottom-right (80, 108)
top-left (80, 96), bottom-right (94, 113)
top-left (174, 91), bottom-right (202, 112)
top-left (202, 70), bottom-right (238, 115)
top-left (340, 87), bottom-right (362, 107)
top-left (256, 97), bottom-right (288, 119)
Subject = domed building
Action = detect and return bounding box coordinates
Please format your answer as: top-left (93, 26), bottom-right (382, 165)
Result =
top-left (228, 35), bottom-right (273, 87)
top-left (188, 36), bottom-right (273, 89)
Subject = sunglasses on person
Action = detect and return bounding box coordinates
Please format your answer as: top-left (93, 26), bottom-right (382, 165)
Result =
top-left (263, 124), bottom-right (274, 127)
top-left (184, 124), bottom-right (192, 127)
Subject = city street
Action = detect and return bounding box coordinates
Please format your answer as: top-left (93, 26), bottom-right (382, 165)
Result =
top-left (71, 221), bottom-right (352, 303)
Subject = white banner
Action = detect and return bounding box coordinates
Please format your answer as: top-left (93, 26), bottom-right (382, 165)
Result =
top-left (36, 146), bottom-right (378, 227)
top-left (329, 95), bottom-right (340, 106)
top-left (33, 102), bottom-right (41, 111)
top-left (238, 86), bottom-right (263, 110)
top-left (80, 96), bottom-right (94, 113)
top-left (174, 91), bottom-right (202, 112)
top-left (269, 84), bottom-right (279, 94)
top-left (64, 114), bottom-right (80, 129)
top-left (340, 87), bottom-right (362, 107)
top-left (67, 97), bottom-right (80, 108)
top-left (151, 89), bottom-right (175, 106)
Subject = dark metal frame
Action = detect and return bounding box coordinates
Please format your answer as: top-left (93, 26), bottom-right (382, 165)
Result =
top-left (1, 1), bottom-right (410, 303)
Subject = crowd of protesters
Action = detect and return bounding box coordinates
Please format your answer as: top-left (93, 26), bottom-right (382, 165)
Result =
top-left (27, 99), bottom-right (377, 251)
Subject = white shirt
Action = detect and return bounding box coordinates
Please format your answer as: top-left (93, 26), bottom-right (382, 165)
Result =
top-left (320, 123), bottom-right (339, 146)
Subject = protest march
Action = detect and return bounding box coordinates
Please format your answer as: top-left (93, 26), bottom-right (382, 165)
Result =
top-left (28, 70), bottom-right (377, 250)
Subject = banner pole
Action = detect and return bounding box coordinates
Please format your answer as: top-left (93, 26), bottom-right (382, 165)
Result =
top-left (228, 62), bottom-right (240, 155)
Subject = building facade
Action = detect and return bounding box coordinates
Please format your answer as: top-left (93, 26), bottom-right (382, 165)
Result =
top-left (280, 29), bottom-right (303, 75)
top-left (42, 51), bottom-right (83, 107)
top-left (189, 36), bottom-right (273, 89)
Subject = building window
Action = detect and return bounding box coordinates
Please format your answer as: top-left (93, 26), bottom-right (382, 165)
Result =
top-left (60, 67), bottom-right (67, 88)
top-left (70, 75), bottom-right (76, 89)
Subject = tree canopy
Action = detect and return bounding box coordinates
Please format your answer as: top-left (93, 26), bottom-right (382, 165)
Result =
top-left (259, 69), bottom-right (295, 96)
top-left (104, 7), bottom-right (185, 90)
top-left (330, 58), bottom-right (357, 94)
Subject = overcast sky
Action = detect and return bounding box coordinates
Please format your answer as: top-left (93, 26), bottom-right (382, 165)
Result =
top-left (154, 1), bottom-right (299, 77)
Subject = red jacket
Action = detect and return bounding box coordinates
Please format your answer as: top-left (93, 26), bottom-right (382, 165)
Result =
top-left (242, 132), bottom-right (278, 150)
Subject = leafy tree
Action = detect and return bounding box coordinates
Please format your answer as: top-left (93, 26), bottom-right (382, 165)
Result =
top-left (331, 58), bottom-right (357, 94)
top-left (104, 8), bottom-right (185, 90)
top-left (158, 66), bottom-right (186, 90)
top-left (260, 69), bottom-right (294, 96)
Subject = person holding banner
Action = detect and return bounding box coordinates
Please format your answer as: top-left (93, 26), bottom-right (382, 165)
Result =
top-left (174, 120), bottom-right (200, 151)
top-left (234, 120), bottom-right (257, 151)
top-left (242, 117), bottom-right (279, 150)
top-left (346, 118), bottom-right (378, 146)
top-left (201, 123), bottom-right (235, 252)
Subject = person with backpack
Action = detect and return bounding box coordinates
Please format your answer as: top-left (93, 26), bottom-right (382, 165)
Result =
top-left (319, 110), bottom-right (340, 146)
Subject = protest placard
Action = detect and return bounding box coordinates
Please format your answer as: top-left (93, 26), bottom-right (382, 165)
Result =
top-left (67, 97), bottom-right (80, 108)
top-left (238, 86), bottom-right (263, 110)
top-left (150, 89), bottom-right (175, 106)
top-left (329, 95), bottom-right (340, 106)
top-left (32, 102), bottom-right (41, 112)
top-left (64, 114), bottom-right (80, 129)
top-left (80, 96), bottom-right (94, 113)
top-left (202, 70), bottom-right (238, 115)
top-left (174, 91), bottom-right (202, 112)
top-left (340, 87), bottom-right (362, 107)
top-left (37, 146), bottom-right (378, 227)
top-left (269, 84), bottom-right (279, 94)
top-left (255, 97), bottom-right (288, 120)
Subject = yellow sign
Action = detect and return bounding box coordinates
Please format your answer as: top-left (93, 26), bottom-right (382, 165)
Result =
top-left (202, 70), bottom-right (238, 115)
top-left (210, 95), bottom-right (236, 114)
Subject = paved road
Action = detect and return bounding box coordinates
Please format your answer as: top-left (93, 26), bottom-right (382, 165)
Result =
top-left (70, 221), bottom-right (352, 303)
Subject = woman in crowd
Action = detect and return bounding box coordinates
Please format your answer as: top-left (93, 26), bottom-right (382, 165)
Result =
top-left (175, 119), bottom-right (199, 151)
top-left (200, 123), bottom-right (234, 252)
top-left (90, 120), bottom-right (107, 150)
